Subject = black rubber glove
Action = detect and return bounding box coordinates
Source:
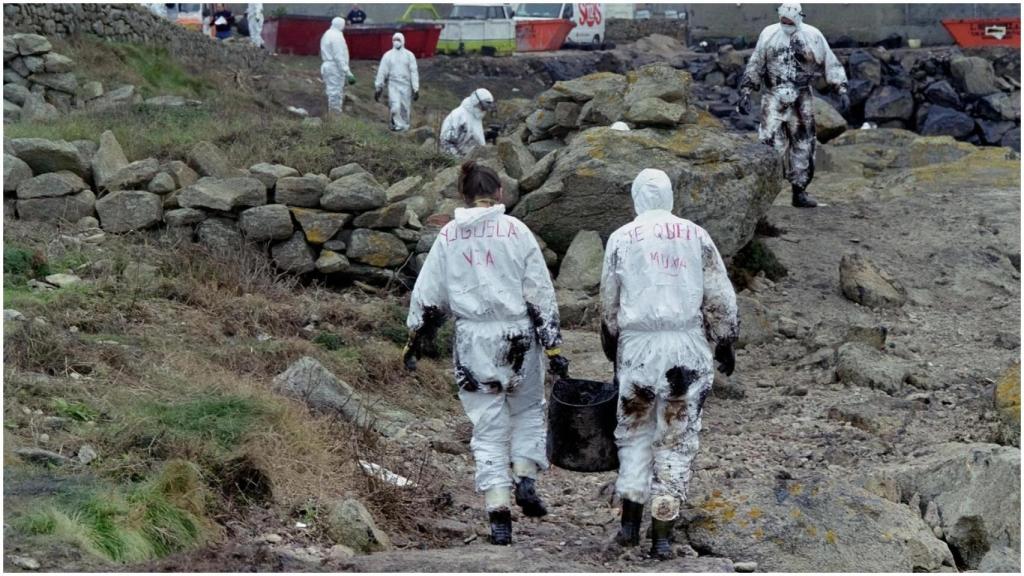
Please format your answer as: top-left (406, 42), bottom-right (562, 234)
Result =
top-left (737, 89), bottom-right (751, 115)
top-left (413, 90), bottom-right (420, 101)
top-left (374, 87), bottom-right (382, 102)
top-left (600, 322), bottom-right (618, 364)
top-left (837, 90), bottom-right (851, 115)
top-left (546, 349), bottom-right (570, 379)
top-left (714, 341), bottom-right (736, 376)
top-left (484, 127), bottom-right (500, 144)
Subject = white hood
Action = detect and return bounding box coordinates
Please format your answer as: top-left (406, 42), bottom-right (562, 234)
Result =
top-left (630, 168), bottom-right (674, 215)
top-left (461, 88), bottom-right (494, 120)
top-left (454, 204), bottom-right (505, 225)
top-left (331, 16), bottom-right (345, 32)
top-left (778, 3), bottom-right (803, 34)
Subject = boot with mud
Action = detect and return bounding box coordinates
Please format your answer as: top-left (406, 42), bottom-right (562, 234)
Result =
top-left (514, 477), bottom-right (547, 517)
top-left (791, 184), bottom-right (818, 208)
top-left (649, 518), bottom-right (675, 560)
top-left (614, 499), bottom-right (644, 546)
top-left (488, 509), bottom-right (512, 545)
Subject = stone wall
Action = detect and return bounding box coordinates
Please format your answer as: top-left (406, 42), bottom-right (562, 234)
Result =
top-left (605, 17), bottom-right (688, 45)
top-left (2, 3), bottom-right (266, 70)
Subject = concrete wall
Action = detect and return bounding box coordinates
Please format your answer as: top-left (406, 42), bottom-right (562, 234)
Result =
top-left (685, 3), bottom-right (1021, 46)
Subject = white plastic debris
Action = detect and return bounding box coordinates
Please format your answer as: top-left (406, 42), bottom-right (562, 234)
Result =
top-left (359, 460), bottom-right (416, 487)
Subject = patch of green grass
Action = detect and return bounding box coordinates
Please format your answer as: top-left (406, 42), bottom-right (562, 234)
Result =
top-left (53, 397), bottom-right (101, 422)
top-left (112, 44), bottom-right (211, 99)
top-left (15, 460), bottom-right (210, 563)
top-left (144, 396), bottom-right (266, 451)
top-left (4, 245), bottom-right (50, 284)
top-left (313, 331), bottom-right (345, 351)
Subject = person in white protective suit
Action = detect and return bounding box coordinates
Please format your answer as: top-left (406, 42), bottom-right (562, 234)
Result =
top-left (439, 88), bottom-right (496, 157)
top-left (738, 3), bottom-right (848, 208)
top-left (600, 169), bottom-right (738, 559)
top-left (375, 32), bottom-right (420, 132)
top-left (404, 160), bottom-right (570, 545)
top-left (247, 3), bottom-right (264, 48)
top-left (320, 17), bottom-right (355, 114)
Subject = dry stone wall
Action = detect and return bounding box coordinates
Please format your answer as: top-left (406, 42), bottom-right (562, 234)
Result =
top-left (3, 3), bottom-right (266, 70)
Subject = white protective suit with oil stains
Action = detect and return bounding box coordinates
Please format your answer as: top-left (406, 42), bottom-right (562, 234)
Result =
top-left (740, 6), bottom-right (847, 189)
top-left (320, 17), bottom-right (352, 114)
top-left (439, 89), bottom-right (493, 157)
top-left (248, 3), bottom-right (264, 48)
top-left (600, 169), bottom-right (738, 521)
top-left (408, 204), bottom-right (561, 500)
top-left (375, 33), bottom-right (420, 131)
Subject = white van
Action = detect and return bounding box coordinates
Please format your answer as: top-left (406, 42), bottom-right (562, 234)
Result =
top-left (514, 3), bottom-right (606, 47)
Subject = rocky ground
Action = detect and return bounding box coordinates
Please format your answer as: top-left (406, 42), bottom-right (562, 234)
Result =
top-left (3, 28), bottom-right (1021, 574)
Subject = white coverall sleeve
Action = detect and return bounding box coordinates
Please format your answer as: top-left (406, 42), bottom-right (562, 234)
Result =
top-left (408, 235), bottom-right (450, 331)
top-left (410, 54), bottom-right (420, 93)
top-left (740, 29), bottom-right (769, 92)
top-left (599, 234), bottom-right (622, 337)
top-left (375, 53), bottom-right (390, 90)
top-left (334, 36), bottom-right (351, 77)
top-left (820, 33), bottom-right (848, 89)
top-left (521, 232), bottom-right (562, 350)
top-left (699, 234), bottom-right (739, 345)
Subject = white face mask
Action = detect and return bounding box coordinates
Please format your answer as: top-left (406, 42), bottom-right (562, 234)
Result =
top-left (393, 40), bottom-right (402, 50)
top-left (778, 3), bottom-right (803, 35)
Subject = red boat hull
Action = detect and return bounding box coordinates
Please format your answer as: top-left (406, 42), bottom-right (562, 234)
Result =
top-left (263, 16), bottom-right (442, 59)
top-left (942, 17), bottom-right (1020, 48)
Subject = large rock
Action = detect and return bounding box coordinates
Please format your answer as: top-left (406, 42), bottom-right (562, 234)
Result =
top-left (316, 250), bottom-right (350, 274)
top-left (271, 231), bottom-right (315, 273)
top-left (975, 92), bottom-right (1017, 122)
top-left (15, 171), bottom-right (87, 199)
top-left (384, 175), bottom-right (423, 204)
top-left (977, 119), bottom-right (1016, 146)
top-left (519, 150), bottom-right (558, 193)
top-left (547, 72), bottom-right (627, 104)
top-left (43, 52), bottom-right (73, 73)
top-left (736, 292), bottom-right (772, 349)
top-left (328, 163), bottom-right (371, 181)
top-left (105, 158), bottom-right (159, 191)
top-left (19, 93), bottom-right (59, 122)
top-left (9, 138), bottom-right (89, 176)
top-left (680, 474), bottom-right (955, 572)
top-left (623, 63), bottom-right (691, 106)
top-left (919, 106), bottom-right (975, 139)
top-left (248, 162), bottom-right (299, 190)
top-left (352, 203), bottom-right (408, 229)
top-left (813, 97), bottom-right (847, 143)
top-left (322, 172), bottom-right (386, 212)
top-left (28, 72), bottom-right (77, 94)
top-left (162, 160), bottom-right (199, 189)
top-left (323, 498), bottom-right (392, 554)
top-left (555, 230), bottom-right (603, 293)
top-left (272, 356), bottom-right (403, 435)
top-left (164, 207), bottom-right (206, 227)
top-left (187, 140), bottom-right (242, 178)
top-left (865, 86), bottom-right (914, 122)
top-left (512, 126), bottom-right (781, 256)
top-left (950, 56), bottom-right (999, 96)
top-left (197, 218), bottom-right (242, 254)
top-left (95, 190), bottom-right (163, 233)
top-left (923, 80), bottom-right (961, 109)
top-left (17, 189), bottom-right (95, 222)
top-left (346, 229), bottom-right (409, 267)
top-left (86, 84), bottom-right (141, 112)
top-left (4, 83), bottom-right (31, 106)
top-left (863, 443), bottom-right (1020, 571)
top-left (835, 342), bottom-right (911, 395)
top-left (239, 204), bottom-right (294, 242)
top-left (274, 176), bottom-right (325, 208)
top-left (3, 154), bottom-right (33, 194)
top-left (13, 33), bottom-right (51, 55)
top-left (578, 89), bottom-right (625, 126)
top-left (624, 97), bottom-right (686, 126)
top-left (497, 137), bottom-right (536, 179)
top-left (839, 253), bottom-right (905, 308)
top-left (848, 49), bottom-right (882, 87)
top-left (178, 177), bottom-right (267, 212)
top-left (92, 130), bottom-right (129, 190)
top-left (291, 208), bottom-right (352, 244)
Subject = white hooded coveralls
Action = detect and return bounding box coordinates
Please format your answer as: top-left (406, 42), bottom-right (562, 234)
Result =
top-left (375, 33), bottom-right (420, 131)
top-left (408, 203), bottom-right (561, 506)
top-left (740, 3), bottom-right (847, 189)
top-left (248, 3), bottom-right (264, 48)
top-left (601, 169), bottom-right (738, 521)
top-left (320, 17), bottom-right (352, 114)
top-left (440, 89), bottom-right (493, 157)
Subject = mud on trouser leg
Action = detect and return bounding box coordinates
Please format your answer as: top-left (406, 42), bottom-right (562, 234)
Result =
top-left (614, 382), bottom-right (658, 503)
top-left (507, 345), bottom-right (548, 474)
top-left (785, 92), bottom-right (817, 189)
top-left (650, 369), bottom-right (713, 521)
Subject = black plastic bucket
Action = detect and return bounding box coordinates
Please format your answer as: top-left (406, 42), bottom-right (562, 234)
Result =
top-left (547, 378), bottom-right (620, 473)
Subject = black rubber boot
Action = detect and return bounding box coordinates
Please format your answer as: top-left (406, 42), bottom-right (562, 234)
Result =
top-left (488, 509), bottom-right (512, 545)
top-left (615, 499), bottom-right (644, 547)
top-left (791, 185), bottom-right (818, 208)
top-left (514, 477), bottom-right (547, 518)
top-left (650, 517), bottom-right (675, 560)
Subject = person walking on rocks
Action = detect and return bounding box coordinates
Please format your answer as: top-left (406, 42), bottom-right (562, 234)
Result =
top-left (320, 17), bottom-right (355, 115)
top-left (440, 88), bottom-right (495, 157)
top-left (738, 2), bottom-right (849, 208)
top-left (404, 160), bottom-right (570, 546)
top-left (600, 169), bottom-right (738, 559)
top-left (375, 32), bottom-right (420, 132)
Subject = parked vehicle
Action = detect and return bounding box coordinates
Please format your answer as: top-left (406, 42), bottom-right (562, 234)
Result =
top-left (436, 3), bottom-right (516, 56)
top-left (942, 17), bottom-right (1020, 48)
top-left (262, 12), bottom-right (443, 59)
top-left (514, 3), bottom-right (605, 47)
